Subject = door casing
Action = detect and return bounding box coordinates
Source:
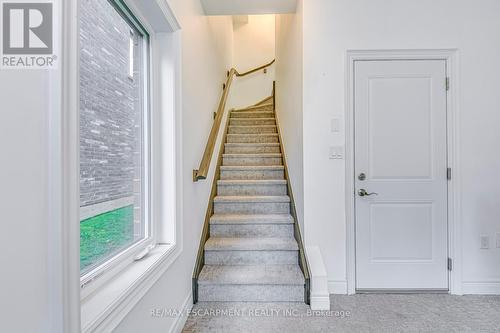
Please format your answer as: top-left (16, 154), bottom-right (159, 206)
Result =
top-left (344, 49), bottom-right (461, 295)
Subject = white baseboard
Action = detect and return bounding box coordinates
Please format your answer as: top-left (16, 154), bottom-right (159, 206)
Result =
top-left (305, 246), bottom-right (331, 310)
top-left (328, 280), bottom-right (348, 295)
top-left (326, 280), bottom-right (500, 295)
top-left (170, 292), bottom-right (193, 333)
top-left (310, 295), bottom-right (331, 310)
top-left (462, 281), bottom-right (500, 295)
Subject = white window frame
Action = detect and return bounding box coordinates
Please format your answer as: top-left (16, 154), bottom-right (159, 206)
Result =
top-left (52, 0), bottom-right (183, 331)
top-left (79, 0), bottom-right (154, 299)
top-left (128, 31), bottom-right (134, 79)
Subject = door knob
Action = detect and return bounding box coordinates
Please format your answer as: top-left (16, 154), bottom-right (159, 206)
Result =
top-left (358, 189), bottom-right (378, 197)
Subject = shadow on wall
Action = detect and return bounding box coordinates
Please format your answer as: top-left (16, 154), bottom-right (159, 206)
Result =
top-left (230, 14), bottom-right (276, 108)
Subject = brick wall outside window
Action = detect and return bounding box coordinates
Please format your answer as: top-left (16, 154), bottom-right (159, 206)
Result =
top-left (79, 0), bottom-right (142, 208)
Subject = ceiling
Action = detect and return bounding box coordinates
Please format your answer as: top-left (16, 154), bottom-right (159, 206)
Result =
top-left (200, 0), bottom-right (297, 15)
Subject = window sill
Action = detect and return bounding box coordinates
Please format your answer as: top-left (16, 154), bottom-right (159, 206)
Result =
top-left (81, 243), bottom-right (180, 332)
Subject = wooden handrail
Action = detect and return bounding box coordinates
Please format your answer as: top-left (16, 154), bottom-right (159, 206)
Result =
top-left (193, 59), bottom-right (276, 182)
top-left (235, 59), bottom-right (275, 77)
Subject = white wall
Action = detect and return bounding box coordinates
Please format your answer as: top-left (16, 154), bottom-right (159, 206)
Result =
top-left (114, 1), bottom-right (234, 332)
top-left (275, 1), bottom-right (304, 232)
top-left (231, 15), bottom-right (276, 108)
top-left (0, 71), bottom-right (52, 332)
top-left (302, 0), bottom-right (500, 294)
top-left (0, 3), bottom-right (73, 330)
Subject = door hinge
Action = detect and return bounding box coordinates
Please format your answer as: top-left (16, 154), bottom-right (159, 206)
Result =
top-left (447, 167), bottom-right (452, 180)
top-left (448, 257), bottom-right (453, 271)
top-left (446, 77), bottom-right (450, 91)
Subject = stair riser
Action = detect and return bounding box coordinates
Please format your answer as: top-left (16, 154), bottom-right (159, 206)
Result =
top-left (227, 134), bottom-right (279, 143)
top-left (204, 250), bottom-right (298, 265)
top-left (210, 216), bottom-right (294, 225)
top-left (214, 202), bottom-right (290, 214)
top-left (230, 118), bottom-right (275, 126)
top-left (220, 169), bottom-right (284, 180)
top-left (198, 285), bottom-right (303, 302)
top-left (228, 126), bottom-right (277, 134)
top-left (231, 112), bottom-right (274, 119)
top-left (217, 184), bottom-right (287, 196)
top-left (224, 145), bottom-right (280, 154)
top-left (210, 224), bottom-right (294, 238)
top-left (252, 105), bottom-right (274, 111)
top-left (233, 105), bottom-right (274, 112)
top-left (223, 156), bottom-right (282, 166)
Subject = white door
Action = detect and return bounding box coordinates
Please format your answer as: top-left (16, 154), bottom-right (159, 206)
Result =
top-left (354, 60), bottom-right (448, 290)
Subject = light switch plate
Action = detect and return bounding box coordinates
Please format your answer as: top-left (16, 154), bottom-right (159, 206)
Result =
top-left (329, 146), bottom-right (344, 159)
top-left (331, 118), bottom-right (342, 133)
top-left (480, 235), bottom-right (490, 249)
top-left (496, 233), bottom-right (500, 248)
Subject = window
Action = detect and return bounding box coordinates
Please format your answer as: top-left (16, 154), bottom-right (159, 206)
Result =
top-left (79, 0), bottom-right (150, 280)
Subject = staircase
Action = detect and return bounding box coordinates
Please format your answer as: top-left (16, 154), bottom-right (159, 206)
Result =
top-left (196, 100), bottom-right (306, 302)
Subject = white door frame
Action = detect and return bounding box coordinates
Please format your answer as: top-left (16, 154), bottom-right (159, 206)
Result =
top-left (345, 49), bottom-right (462, 295)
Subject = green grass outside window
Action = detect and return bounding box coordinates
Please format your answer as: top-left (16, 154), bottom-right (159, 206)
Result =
top-left (80, 205), bottom-right (135, 273)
